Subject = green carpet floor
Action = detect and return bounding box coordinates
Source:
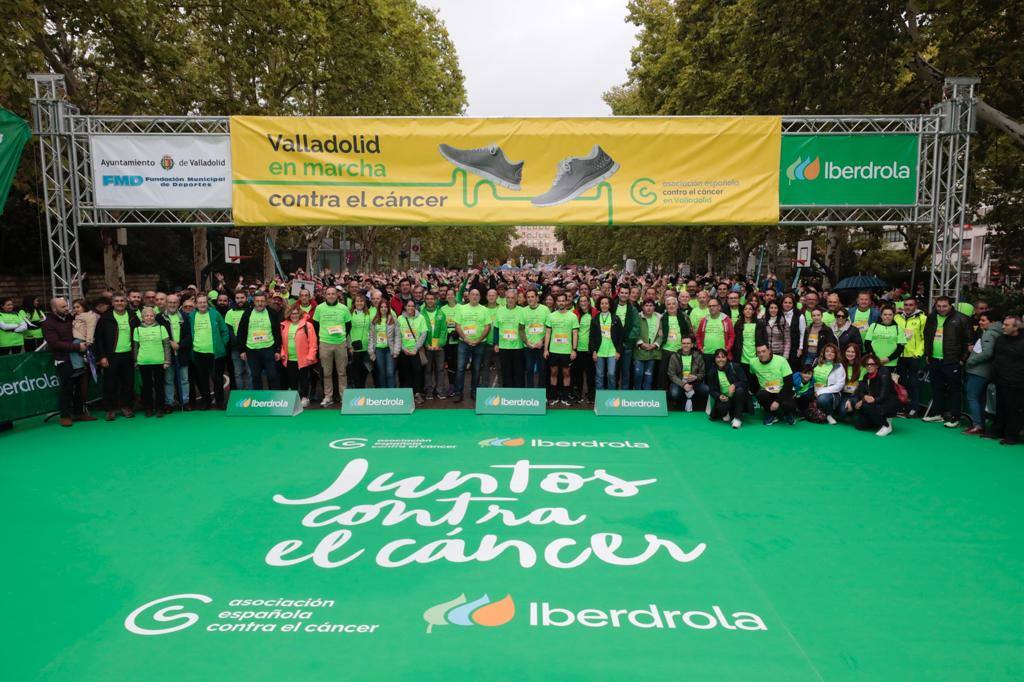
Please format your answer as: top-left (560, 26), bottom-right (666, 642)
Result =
top-left (1, 410), bottom-right (1020, 680)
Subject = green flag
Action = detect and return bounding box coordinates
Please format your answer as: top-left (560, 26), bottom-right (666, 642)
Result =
top-left (0, 108), bottom-right (31, 215)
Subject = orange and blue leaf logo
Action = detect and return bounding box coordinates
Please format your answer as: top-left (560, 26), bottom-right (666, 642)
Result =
top-left (423, 594), bottom-right (515, 633)
top-left (236, 397), bottom-right (252, 408)
top-left (785, 156), bottom-right (821, 183)
top-left (488, 395), bottom-right (501, 406)
top-left (477, 437), bottom-right (525, 447)
top-left (349, 396), bottom-right (367, 407)
top-left (604, 397), bottom-right (621, 408)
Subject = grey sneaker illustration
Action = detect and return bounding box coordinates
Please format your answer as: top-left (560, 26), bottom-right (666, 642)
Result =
top-left (531, 145), bottom-right (619, 208)
top-left (438, 143), bottom-right (524, 190)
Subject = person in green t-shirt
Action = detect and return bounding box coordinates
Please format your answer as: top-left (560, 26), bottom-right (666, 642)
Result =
top-left (224, 290), bottom-right (251, 391)
top-left (864, 306), bottom-right (905, 368)
top-left (750, 344), bottom-right (797, 425)
top-left (544, 292), bottom-right (579, 406)
top-left (96, 293), bottom-right (138, 420)
top-left (190, 295), bottom-right (230, 409)
top-left (442, 288), bottom-right (461, 396)
top-left (571, 296), bottom-right (595, 403)
top-left (419, 291), bottom-right (447, 398)
top-left (132, 307), bottom-right (170, 417)
top-left (158, 294), bottom-right (192, 411)
top-left (592, 295), bottom-right (622, 391)
top-left (237, 293), bottom-right (282, 390)
top-left (494, 289), bottom-right (525, 388)
top-left (313, 286), bottom-right (352, 408)
top-left (397, 299), bottom-right (427, 403)
top-left (520, 289), bottom-right (551, 390)
top-left (0, 297), bottom-right (28, 354)
top-left (348, 293), bottom-right (374, 389)
top-left (20, 296), bottom-right (46, 352)
top-left (453, 288), bottom-right (491, 403)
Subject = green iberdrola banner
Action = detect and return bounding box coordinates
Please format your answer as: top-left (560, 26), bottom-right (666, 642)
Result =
top-left (227, 390), bottom-right (303, 417)
top-left (0, 108), bottom-right (31, 214)
top-left (779, 134), bottom-right (919, 206)
top-left (342, 389), bottom-right (415, 415)
top-left (594, 390), bottom-right (668, 417)
top-left (0, 352), bottom-right (99, 421)
top-left (475, 388), bottom-right (546, 415)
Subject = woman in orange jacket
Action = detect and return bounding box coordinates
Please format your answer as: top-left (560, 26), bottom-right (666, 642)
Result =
top-left (280, 303), bottom-right (319, 407)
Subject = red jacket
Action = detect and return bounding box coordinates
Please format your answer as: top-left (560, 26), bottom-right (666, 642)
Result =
top-left (279, 318), bottom-right (318, 368)
top-left (696, 314), bottom-right (736, 360)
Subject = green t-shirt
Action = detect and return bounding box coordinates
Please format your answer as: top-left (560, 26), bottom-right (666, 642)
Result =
top-left (421, 307), bottom-right (444, 350)
top-left (844, 366), bottom-right (866, 394)
top-left (750, 354), bottom-right (790, 393)
top-left (192, 311), bottom-right (214, 353)
top-left (689, 305), bottom-right (709, 330)
top-left (852, 308), bottom-right (873, 337)
top-left (741, 323), bottom-right (757, 365)
top-left (520, 304), bottom-right (551, 347)
top-left (287, 324), bottom-right (299, 361)
top-left (0, 311), bottom-right (25, 348)
top-left (663, 316), bottom-right (682, 352)
top-left (865, 322), bottom-right (903, 366)
top-left (457, 304), bottom-right (490, 343)
top-left (350, 309), bottom-right (372, 351)
top-left (399, 314), bottom-right (427, 352)
top-left (495, 306), bottom-right (524, 350)
top-left (596, 312), bottom-right (616, 358)
top-left (702, 315), bottom-right (726, 353)
top-left (313, 302), bottom-right (352, 344)
top-left (113, 311), bottom-right (132, 353)
top-left (717, 369), bottom-right (731, 391)
top-left (246, 309), bottom-right (274, 350)
top-left (546, 310), bottom-right (579, 355)
top-left (373, 316), bottom-right (391, 349)
top-left (166, 314), bottom-right (183, 344)
top-left (577, 312), bottom-right (592, 352)
top-left (224, 309), bottom-right (244, 334)
top-left (680, 354), bottom-right (693, 376)
top-left (133, 324), bottom-right (168, 365)
top-left (24, 310), bottom-right (44, 340)
top-left (932, 315), bottom-right (947, 359)
top-left (813, 361), bottom-right (834, 388)
top-left (444, 304), bottom-right (460, 345)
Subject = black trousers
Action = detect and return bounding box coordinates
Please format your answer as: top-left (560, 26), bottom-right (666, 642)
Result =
top-left (286, 361), bottom-right (312, 398)
top-left (55, 360), bottom-right (86, 417)
top-left (349, 350), bottom-right (370, 388)
top-left (993, 384), bottom-right (1024, 443)
top-left (499, 348), bottom-right (524, 388)
top-left (571, 351), bottom-right (595, 399)
top-left (103, 352), bottom-right (134, 410)
top-left (709, 387), bottom-right (748, 421)
top-left (397, 352), bottom-right (425, 395)
top-left (444, 343), bottom-right (459, 391)
top-left (755, 385), bottom-right (795, 415)
top-left (193, 352), bottom-right (226, 406)
top-left (0, 346), bottom-right (22, 355)
top-left (856, 402), bottom-right (894, 430)
top-left (139, 364), bottom-right (164, 410)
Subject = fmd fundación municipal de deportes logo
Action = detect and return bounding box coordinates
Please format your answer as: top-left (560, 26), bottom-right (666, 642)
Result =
top-left (423, 594), bottom-right (515, 633)
top-left (478, 437), bottom-right (525, 447)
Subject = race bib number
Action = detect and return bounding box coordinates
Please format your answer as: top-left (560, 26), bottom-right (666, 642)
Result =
top-left (251, 333), bottom-right (268, 343)
top-left (905, 328), bottom-right (914, 340)
top-left (764, 378), bottom-right (781, 394)
top-left (528, 323), bottom-right (544, 335)
top-left (328, 325), bottom-right (344, 335)
top-left (935, 327), bottom-right (944, 340)
top-left (600, 323), bottom-right (611, 339)
top-left (853, 319), bottom-right (868, 330)
top-left (553, 332), bottom-right (569, 346)
top-left (667, 330), bottom-right (679, 344)
top-left (463, 324), bottom-right (478, 338)
top-left (808, 332), bottom-right (818, 349)
top-left (843, 381), bottom-right (858, 394)
top-left (502, 329), bottom-right (518, 341)
top-left (403, 331), bottom-right (415, 341)
top-left (430, 338), bottom-right (440, 349)
top-left (376, 330), bottom-right (387, 345)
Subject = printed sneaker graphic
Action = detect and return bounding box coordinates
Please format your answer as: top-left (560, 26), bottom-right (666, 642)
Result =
top-left (531, 145), bottom-right (619, 208)
top-left (423, 594), bottom-right (515, 633)
top-left (438, 143), bottom-right (524, 190)
top-left (785, 156), bottom-right (820, 183)
top-left (477, 437), bottom-right (525, 447)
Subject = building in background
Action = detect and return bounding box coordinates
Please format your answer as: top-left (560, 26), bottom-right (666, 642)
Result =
top-left (882, 220), bottom-right (1013, 288)
top-left (511, 226), bottom-right (563, 258)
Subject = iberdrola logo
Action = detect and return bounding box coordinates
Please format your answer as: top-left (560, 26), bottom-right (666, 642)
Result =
top-left (236, 397), bottom-right (252, 408)
top-left (605, 397), bottom-right (621, 408)
top-left (423, 594), bottom-right (515, 633)
top-left (785, 156), bottom-right (821, 183)
top-left (351, 396), bottom-right (367, 407)
top-left (488, 395), bottom-right (501, 407)
top-left (478, 437), bottom-right (525, 447)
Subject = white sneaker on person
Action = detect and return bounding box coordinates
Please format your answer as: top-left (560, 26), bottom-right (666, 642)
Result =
top-left (684, 399), bottom-right (693, 412)
top-left (826, 415), bottom-right (837, 425)
top-left (300, 397), bottom-right (309, 408)
top-left (722, 415), bottom-right (730, 422)
top-left (320, 399), bottom-right (335, 408)
top-left (731, 418), bottom-right (742, 429)
top-left (921, 415), bottom-right (944, 423)
top-left (876, 422), bottom-right (893, 437)
top-left (943, 419), bottom-right (960, 428)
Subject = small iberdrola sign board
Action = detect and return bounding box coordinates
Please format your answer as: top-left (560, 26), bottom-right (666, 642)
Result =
top-left (475, 388), bottom-right (547, 415)
top-left (226, 390), bottom-right (302, 417)
top-left (594, 390), bottom-right (668, 417)
top-left (342, 389), bottom-right (415, 415)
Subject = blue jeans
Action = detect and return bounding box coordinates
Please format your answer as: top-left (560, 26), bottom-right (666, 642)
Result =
top-left (456, 342), bottom-right (487, 395)
top-left (964, 373), bottom-right (989, 428)
top-left (618, 347), bottom-right (633, 389)
top-left (668, 381), bottom-right (708, 409)
top-left (246, 347), bottom-right (277, 389)
top-left (164, 357), bottom-right (189, 405)
top-left (595, 355), bottom-right (618, 390)
top-left (816, 392), bottom-right (839, 416)
top-left (896, 356), bottom-right (923, 412)
top-left (374, 347), bottom-right (396, 388)
top-left (631, 358), bottom-right (656, 390)
top-left (524, 347), bottom-right (545, 388)
top-left (839, 392), bottom-right (857, 417)
top-left (231, 349), bottom-right (250, 390)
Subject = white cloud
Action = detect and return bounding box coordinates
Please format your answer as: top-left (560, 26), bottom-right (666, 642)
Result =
top-left (423, 0), bottom-right (639, 116)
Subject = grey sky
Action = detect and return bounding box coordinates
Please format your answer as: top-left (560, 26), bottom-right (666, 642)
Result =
top-left (423, 0), bottom-right (639, 117)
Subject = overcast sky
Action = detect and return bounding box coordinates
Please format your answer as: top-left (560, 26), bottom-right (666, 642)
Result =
top-left (423, 0), bottom-right (639, 117)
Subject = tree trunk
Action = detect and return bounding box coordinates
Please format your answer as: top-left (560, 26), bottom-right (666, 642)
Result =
top-left (192, 227), bottom-right (208, 289)
top-left (101, 228), bottom-right (125, 293)
top-left (306, 226), bottom-right (329, 275)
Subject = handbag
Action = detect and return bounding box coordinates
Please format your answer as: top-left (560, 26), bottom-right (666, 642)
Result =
top-left (403, 316), bottom-right (429, 367)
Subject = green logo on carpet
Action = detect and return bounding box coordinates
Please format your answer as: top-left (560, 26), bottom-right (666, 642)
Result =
top-left (594, 390), bottom-right (668, 416)
top-left (475, 389), bottom-right (546, 415)
top-left (226, 391), bottom-right (302, 416)
top-left (342, 389), bottom-right (414, 414)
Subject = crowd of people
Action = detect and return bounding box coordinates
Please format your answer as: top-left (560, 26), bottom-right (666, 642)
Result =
top-left (2, 265), bottom-right (1021, 444)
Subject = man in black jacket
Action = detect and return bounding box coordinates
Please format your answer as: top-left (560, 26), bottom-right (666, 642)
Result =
top-left (235, 292), bottom-right (283, 390)
top-left (921, 296), bottom-right (972, 428)
top-left (989, 315), bottom-right (1024, 445)
top-left (40, 297), bottom-right (96, 427)
top-left (93, 293), bottom-right (139, 420)
top-left (157, 294), bottom-right (193, 411)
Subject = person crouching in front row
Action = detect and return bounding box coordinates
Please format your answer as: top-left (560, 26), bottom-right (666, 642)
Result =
top-left (666, 336), bottom-right (708, 412)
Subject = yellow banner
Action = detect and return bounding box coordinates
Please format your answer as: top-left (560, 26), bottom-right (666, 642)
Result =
top-left (230, 116), bottom-right (781, 226)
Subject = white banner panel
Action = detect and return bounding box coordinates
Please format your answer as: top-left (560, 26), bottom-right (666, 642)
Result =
top-left (91, 135), bottom-right (231, 208)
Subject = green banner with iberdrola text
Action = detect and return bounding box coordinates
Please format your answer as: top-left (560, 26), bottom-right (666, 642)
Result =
top-left (0, 108), bottom-right (31, 214)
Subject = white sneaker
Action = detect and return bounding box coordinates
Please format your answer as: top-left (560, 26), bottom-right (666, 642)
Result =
top-left (943, 420), bottom-right (960, 429)
top-left (722, 415), bottom-right (730, 422)
top-left (876, 423), bottom-right (893, 437)
top-left (826, 415), bottom-right (837, 425)
top-left (320, 399), bottom-right (335, 408)
top-left (684, 399), bottom-right (693, 413)
top-left (731, 418), bottom-right (742, 429)
top-left (921, 415), bottom-right (944, 423)
top-left (300, 397), bottom-right (309, 408)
